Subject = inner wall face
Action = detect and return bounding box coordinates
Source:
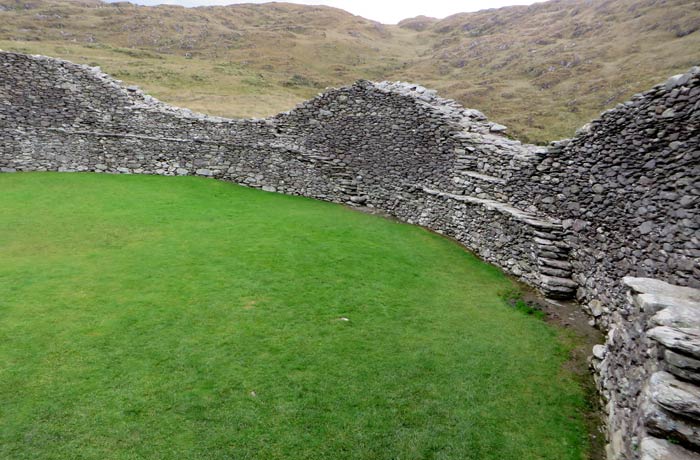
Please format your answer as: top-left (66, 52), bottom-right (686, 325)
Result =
top-left (0, 51), bottom-right (699, 460)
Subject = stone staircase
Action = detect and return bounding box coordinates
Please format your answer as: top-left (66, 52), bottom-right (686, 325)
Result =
top-left (327, 165), bottom-right (365, 204)
top-left (533, 227), bottom-right (577, 299)
top-left (422, 187), bottom-right (577, 299)
top-left (450, 141), bottom-right (508, 200)
top-left (439, 141), bottom-right (578, 299)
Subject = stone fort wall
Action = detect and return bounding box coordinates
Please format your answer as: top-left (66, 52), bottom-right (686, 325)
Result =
top-left (1, 51), bottom-right (698, 459)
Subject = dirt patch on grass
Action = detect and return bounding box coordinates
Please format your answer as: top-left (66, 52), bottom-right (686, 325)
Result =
top-left (520, 289), bottom-right (606, 460)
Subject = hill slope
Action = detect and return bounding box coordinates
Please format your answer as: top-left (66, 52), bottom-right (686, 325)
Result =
top-left (0, 0), bottom-right (698, 142)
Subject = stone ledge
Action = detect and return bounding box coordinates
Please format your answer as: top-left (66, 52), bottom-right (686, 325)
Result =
top-left (666, 350), bottom-right (700, 383)
top-left (421, 186), bottom-right (561, 229)
top-left (640, 437), bottom-right (700, 460)
top-left (648, 371), bottom-right (700, 421)
top-left (643, 396), bottom-right (700, 449)
top-left (648, 326), bottom-right (700, 358)
top-left (624, 277), bottom-right (700, 299)
top-left (455, 170), bottom-right (507, 184)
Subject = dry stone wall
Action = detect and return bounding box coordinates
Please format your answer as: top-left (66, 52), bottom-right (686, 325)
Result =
top-left (1, 51), bottom-right (699, 460)
top-left (591, 278), bottom-right (700, 460)
top-left (510, 69), bottom-right (699, 309)
top-left (502, 69), bottom-right (700, 459)
top-left (0, 50), bottom-right (576, 298)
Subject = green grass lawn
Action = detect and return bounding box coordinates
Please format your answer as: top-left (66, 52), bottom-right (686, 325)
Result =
top-left (0, 172), bottom-right (588, 459)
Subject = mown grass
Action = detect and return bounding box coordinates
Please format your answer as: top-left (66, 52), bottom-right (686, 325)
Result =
top-left (0, 172), bottom-right (588, 459)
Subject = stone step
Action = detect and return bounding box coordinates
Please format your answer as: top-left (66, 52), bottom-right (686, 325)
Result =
top-left (537, 249), bottom-right (567, 259)
top-left (537, 257), bottom-right (573, 270)
top-left (453, 168), bottom-right (478, 175)
top-left (520, 216), bottom-right (562, 230)
top-left (540, 286), bottom-right (576, 300)
top-left (540, 266), bottom-right (572, 278)
top-left (539, 275), bottom-right (577, 299)
top-left (533, 229), bottom-right (563, 239)
top-left (452, 169), bottom-right (506, 184)
top-left (533, 236), bottom-right (570, 250)
top-left (533, 236), bottom-right (555, 245)
top-left (458, 170), bottom-right (506, 184)
top-left (533, 239), bottom-right (570, 255)
top-left (540, 275), bottom-right (578, 289)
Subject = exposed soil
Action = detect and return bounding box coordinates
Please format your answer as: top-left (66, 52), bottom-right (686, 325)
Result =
top-left (520, 288), bottom-right (606, 460)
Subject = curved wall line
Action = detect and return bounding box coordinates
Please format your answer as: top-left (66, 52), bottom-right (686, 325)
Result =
top-left (1, 51), bottom-right (699, 459)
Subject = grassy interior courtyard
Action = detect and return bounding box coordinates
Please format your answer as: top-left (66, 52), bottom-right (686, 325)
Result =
top-left (0, 172), bottom-right (589, 459)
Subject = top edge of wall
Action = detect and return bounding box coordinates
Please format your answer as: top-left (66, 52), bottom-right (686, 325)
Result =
top-left (1, 49), bottom-right (699, 147)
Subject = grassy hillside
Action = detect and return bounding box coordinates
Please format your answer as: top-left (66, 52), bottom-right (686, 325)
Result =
top-left (408, 0), bottom-right (700, 142)
top-left (0, 0), bottom-right (423, 118)
top-left (0, 0), bottom-right (698, 143)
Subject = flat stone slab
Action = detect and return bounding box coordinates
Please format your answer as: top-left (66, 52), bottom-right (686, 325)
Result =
top-left (640, 437), bottom-right (700, 460)
top-left (540, 275), bottom-right (578, 289)
top-left (648, 326), bottom-right (700, 358)
top-left (653, 302), bottom-right (700, 329)
top-left (649, 371), bottom-right (700, 420)
top-left (537, 257), bottom-right (572, 270)
top-left (643, 398), bottom-right (700, 448)
top-left (624, 277), bottom-right (700, 296)
top-left (666, 349), bottom-right (700, 382)
top-left (458, 170), bottom-right (506, 184)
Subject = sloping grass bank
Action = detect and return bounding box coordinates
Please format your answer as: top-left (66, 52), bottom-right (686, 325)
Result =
top-left (0, 172), bottom-right (588, 459)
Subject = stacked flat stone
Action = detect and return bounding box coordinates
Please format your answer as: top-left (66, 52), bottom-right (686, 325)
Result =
top-left (515, 66), bottom-right (700, 313)
top-left (1, 50), bottom-right (698, 459)
top-left (517, 67), bottom-right (699, 460)
top-left (0, 51), bottom-right (580, 299)
top-left (592, 278), bottom-right (700, 460)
